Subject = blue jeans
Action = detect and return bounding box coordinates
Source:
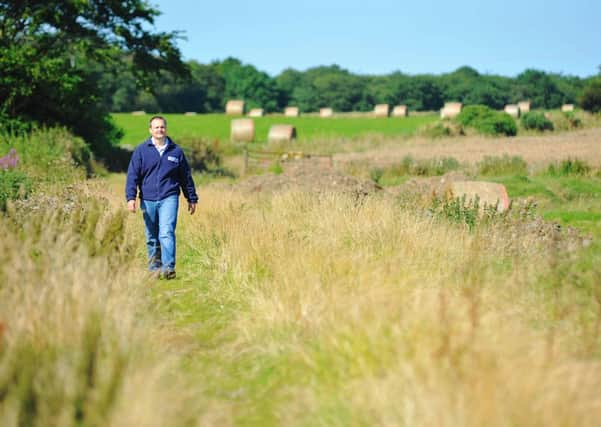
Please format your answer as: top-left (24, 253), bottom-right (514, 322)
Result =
top-left (140, 195), bottom-right (179, 272)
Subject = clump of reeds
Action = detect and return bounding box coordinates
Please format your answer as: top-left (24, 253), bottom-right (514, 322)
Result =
top-left (0, 186), bottom-right (202, 427)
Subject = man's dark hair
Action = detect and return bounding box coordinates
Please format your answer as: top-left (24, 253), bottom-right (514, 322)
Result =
top-left (149, 116), bottom-right (167, 127)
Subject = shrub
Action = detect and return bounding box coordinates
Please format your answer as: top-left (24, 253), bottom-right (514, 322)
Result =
top-left (520, 112), bottom-right (554, 131)
top-left (369, 167), bottom-right (384, 184)
top-left (455, 105), bottom-right (517, 136)
top-left (419, 122), bottom-right (463, 138)
top-left (0, 110), bottom-right (35, 135)
top-left (478, 154), bottom-right (528, 176)
top-left (455, 105), bottom-right (492, 127)
top-left (546, 158), bottom-right (590, 176)
top-left (268, 161), bottom-right (284, 175)
top-left (0, 169), bottom-right (32, 210)
top-left (180, 138), bottom-right (222, 172)
top-left (414, 157), bottom-right (460, 176)
top-left (371, 156), bottom-right (461, 183)
top-left (429, 194), bottom-right (503, 230)
top-left (367, 156), bottom-right (461, 186)
top-left (422, 122), bottom-right (452, 138)
top-left (550, 111), bottom-right (583, 131)
top-left (477, 113), bottom-right (518, 136)
top-left (0, 128), bottom-right (94, 180)
top-left (563, 112), bottom-right (582, 129)
top-left (579, 77), bottom-right (601, 113)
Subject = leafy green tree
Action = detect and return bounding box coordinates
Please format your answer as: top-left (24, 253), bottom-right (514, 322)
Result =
top-left (439, 67), bottom-right (511, 109)
top-left (219, 58), bottom-right (280, 112)
top-left (189, 61), bottom-right (226, 113)
top-left (153, 72), bottom-right (206, 113)
top-left (279, 65), bottom-right (368, 112)
top-left (108, 73), bottom-right (140, 112)
top-left (400, 75), bottom-right (444, 111)
top-left (550, 74), bottom-right (583, 104)
top-left (276, 68), bottom-right (304, 109)
top-left (440, 66), bottom-right (480, 101)
top-left (278, 67), bottom-right (320, 112)
top-left (579, 77), bottom-right (601, 113)
top-left (290, 83), bottom-right (320, 113)
top-left (362, 72), bottom-right (443, 112)
top-left (306, 65), bottom-right (365, 112)
top-left (513, 69), bottom-right (564, 108)
top-left (0, 0), bottom-right (187, 168)
top-left (363, 74), bottom-right (398, 107)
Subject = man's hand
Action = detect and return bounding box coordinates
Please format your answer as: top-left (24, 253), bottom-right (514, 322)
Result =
top-left (127, 199), bottom-right (136, 213)
top-left (188, 202), bottom-right (197, 215)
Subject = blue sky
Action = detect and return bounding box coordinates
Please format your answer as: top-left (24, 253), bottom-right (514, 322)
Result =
top-left (151, 0), bottom-right (600, 78)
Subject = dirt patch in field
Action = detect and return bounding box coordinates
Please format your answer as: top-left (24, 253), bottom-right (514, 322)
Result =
top-left (213, 159), bottom-right (382, 199)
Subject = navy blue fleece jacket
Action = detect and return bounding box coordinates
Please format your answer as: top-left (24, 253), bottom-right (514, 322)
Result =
top-left (125, 137), bottom-right (198, 203)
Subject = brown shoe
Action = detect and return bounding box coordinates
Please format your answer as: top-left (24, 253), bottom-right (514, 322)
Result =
top-left (163, 270), bottom-right (176, 280)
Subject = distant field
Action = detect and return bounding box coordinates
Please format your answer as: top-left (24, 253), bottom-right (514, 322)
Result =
top-left (111, 113), bottom-right (438, 146)
top-left (336, 127), bottom-right (601, 168)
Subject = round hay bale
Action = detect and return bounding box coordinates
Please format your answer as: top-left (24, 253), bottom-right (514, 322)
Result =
top-left (226, 100), bottom-right (245, 115)
top-left (440, 102), bottom-right (463, 119)
top-left (284, 106), bottom-right (299, 117)
top-left (504, 104), bottom-right (520, 118)
top-left (391, 105), bottom-right (408, 117)
top-left (248, 108), bottom-right (264, 117)
top-left (517, 101), bottom-right (531, 113)
top-left (268, 124), bottom-right (296, 143)
top-left (374, 104), bottom-right (389, 117)
top-left (230, 118), bottom-right (255, 142)
top-left (184, 111), bottom-right (197, 116)
top-left (131, 110), bottom-right (146, 115)
top-left (561, 104), bottom-right (574, 112)
top-left (320, 108), bottom-right (333, 117)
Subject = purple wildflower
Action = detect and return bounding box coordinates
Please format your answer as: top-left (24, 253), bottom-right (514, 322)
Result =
top-left (0, 148), bottom-right (19, 170)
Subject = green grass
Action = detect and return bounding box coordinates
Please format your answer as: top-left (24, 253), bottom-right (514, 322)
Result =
top-left (543, 210), bottom-right (601, 223)
top-left (491, 175), bottom-right (557, 199)
top-left (112, 113), bottom-right (438, 146)
top-left (491, 174), bottom-right (601, 238)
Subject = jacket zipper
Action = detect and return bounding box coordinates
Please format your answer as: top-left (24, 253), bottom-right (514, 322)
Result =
top-left (156, 141), bottom-right (172, 200)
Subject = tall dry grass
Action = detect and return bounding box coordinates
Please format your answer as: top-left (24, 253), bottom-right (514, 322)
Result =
top-left (2, 175), bottom-right (599, 426)
top-left (0, 185), bottom-right (203, 427)
top-left (182, 188), bottom-right (601, 426)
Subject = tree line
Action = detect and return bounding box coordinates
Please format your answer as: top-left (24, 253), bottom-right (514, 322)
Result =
top-left (103, 58), bottom-right (596, 115)
top-left (1, 0), bottom-right (600, 171)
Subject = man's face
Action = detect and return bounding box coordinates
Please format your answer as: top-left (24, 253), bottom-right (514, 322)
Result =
top-left (149, 119), bottom-right (167, 139)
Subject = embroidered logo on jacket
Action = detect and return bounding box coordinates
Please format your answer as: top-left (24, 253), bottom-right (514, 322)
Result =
top-left (167, 156), bottom-right (179, 163)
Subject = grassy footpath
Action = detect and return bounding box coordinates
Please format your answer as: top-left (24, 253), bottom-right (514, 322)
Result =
top-left (111, 113), bottom-right (438, 146)
top-left (102, 166), bottom-right (601, 426)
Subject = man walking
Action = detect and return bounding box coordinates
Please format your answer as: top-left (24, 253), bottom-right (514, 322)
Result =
top-left (125, 116), bottom-right (198, 279)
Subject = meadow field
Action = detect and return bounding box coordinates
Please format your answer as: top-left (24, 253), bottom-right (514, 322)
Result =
top-left (5, 1), bottom-right (601, 424)
top-left (1, 120), bottom-right (601, 426)
top-left (111, 113), bottom-right (438, 146)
